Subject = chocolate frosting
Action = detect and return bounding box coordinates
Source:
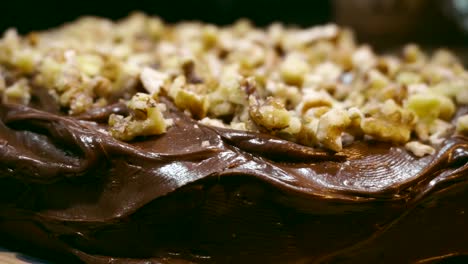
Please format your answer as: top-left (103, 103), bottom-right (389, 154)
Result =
top-left (0, 94), bottom-right (467, 263)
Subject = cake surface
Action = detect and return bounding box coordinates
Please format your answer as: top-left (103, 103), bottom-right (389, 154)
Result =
top-left (0, 13), bottom-right (467, 263)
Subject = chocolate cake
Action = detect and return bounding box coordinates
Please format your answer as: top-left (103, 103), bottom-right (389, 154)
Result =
top-left (0, 13), bottom-right (467, 263)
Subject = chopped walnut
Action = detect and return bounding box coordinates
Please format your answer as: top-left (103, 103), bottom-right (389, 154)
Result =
top-left (265, 81), bottom-right (301, 107)
top-left (313, 62), bottom-right (342, 84)
top-left (403, 44), bottom-right (426, 65)
top-left (406, 93), bottom-right (455, 121)
top-left (405, 141), bottom-right (435, 157)
top-left (249, 96), bottom-right (292, 131)
top-left (316, 108), bottom-right (351, 151)
top-left (456, 115), bottom-right (468, 134)
top-left (280, 53), bottom-right (309, 86)
top-left (346, 107), bottom-right (364, 137)
top-left (396, 71), bottom-right (422, 85)
top-left (170, 76), bottom-right (208, 119)
top-left (297, 118), bottom-right (319, 147)
top-left (376, 56), bottom-right (400, 77)
top-left (140, 67), bottom-right (168, 95)
top-left (0, 72), bottom-right (5, 92)
top-left (12, 48), bottom-right (39, 74)
top-left (361, 100), bottom-right (416, 143)
top-left (431, 49), bottom-right (459, 67)
top-left (199, 117), bottom-right (226, 128)
top-left (431, 80), bottom-right (466, 98)
top-left (281, 24), bottom-right (339, 49)
top-left (297, 90), bottom-right (334, 114)
top-left (3, 78), bottom-right (31, 104)
top-left (367, 69), bottom-right (390, 90)
top-left (428, 119), bottom-right (454, 145)
top-left (456, 89), bottom-right (468, 104)
top-left (229, 40), bottom-right (265, 69)
top-left (76, 53), bottom-right (103, 76)
top-left (207, 65), bottom-right (247, 117)
top-left (351, 46), bottom-right (376, 71)
top-left (109, 93), bottom-right (170, 141)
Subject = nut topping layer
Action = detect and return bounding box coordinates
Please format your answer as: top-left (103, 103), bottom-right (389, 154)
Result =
top-left (0, 13), bottom-right (467, 153)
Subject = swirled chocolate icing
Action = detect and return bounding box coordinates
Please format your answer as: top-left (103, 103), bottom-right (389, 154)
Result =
top-left (0, 93), bottom-right (467, 264)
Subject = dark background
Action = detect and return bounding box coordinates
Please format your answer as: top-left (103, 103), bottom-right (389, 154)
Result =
top-left (0, 0), bottom-right (466, 48)
top-left (0, 0), bottom-right (331, 32)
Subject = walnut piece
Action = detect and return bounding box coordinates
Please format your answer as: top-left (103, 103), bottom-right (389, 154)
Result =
top-left (109, 93), bottom-right (170, 141)
top-left (280, 53), bottom-right (309, 86)
top-left (316, 108), bottom-right (351, 151)
top-left (249, 96), bottom-right (293, 131)
top-left (361, 100), bottom-right (416, 143)
top-left (140, 67), bottom-right (168, 95)
top-left (456, 115), bottom-right (468, 134)
top-left (3, 78), bottom-right (31, 105)
top-left (405, 141), bottom-right (435, 157)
